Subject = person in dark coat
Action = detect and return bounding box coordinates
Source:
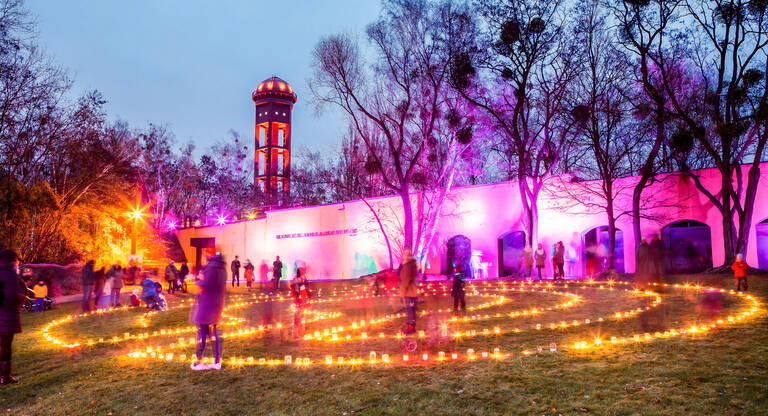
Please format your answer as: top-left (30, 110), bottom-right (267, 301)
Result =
top-left (553, 242), bottom-right (565, 281)
top-left (190, 254), bottom-right (227, 370)
top-left (81, 260), bottom-right (95, 313)
top-left (92, 267), bottom-right (106, 310)
top-left (230, 256), bottom-right (241, 288)
top-left (649, 234), bottom-right (666, 281)
top-left (272, 256), bottom-right (283, 293)
top-left (451, 263), bottom-right (467, 314)
top-left (178, 262), bottom-right (190, 293)
top-left (635, 238), bottom-right (651, 287)
top-left (179, 262), bottom-right (190, 280)
top-left (0, 249), bottom-right (26, 384)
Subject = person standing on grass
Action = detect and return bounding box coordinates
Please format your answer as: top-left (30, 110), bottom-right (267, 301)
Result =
top-left (230, 256), bottom-right (241, 288)
top-left (81, 260), bottom-right (95, 312)
top-left (179, 262), bottom-right (190, 292)
top-left (93, 266), bottom-right (106, 310)
top-left (272, 256), bottom-right (283, 293)
top-left (534, 244), bottom-right (547, 281)
top-left (165, 261), bottom-right (178, 294)
top-left (451, 263), bottom-right (467, 314)
top-left (650, 234), bottom-right (666, 281)
top-left (522, 245), bottom-right (533, 279)
top-left (399, 250), bottom-right (419, 334)
top-left (190, 254), bottom-right (227, 371)
top-left (0, 250), bottom-right (25, 384)
top-left (553, 241), bottom-right (565, 281)
top-left (244, 259), bottom-right (255, 290)
top-left (732, 254), bottom-right (749, 292)
top-left (32, 278), bottom-right (48, 312)
top-left (108, 264), bottom-right (124, 307)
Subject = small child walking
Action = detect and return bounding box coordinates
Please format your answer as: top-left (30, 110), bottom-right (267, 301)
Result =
top-left (451, 263), bottom-right (466, 314)
top-left (32, 279), bottom-right (48, 312)
top-left (731, 253), bottom-right (748, 292)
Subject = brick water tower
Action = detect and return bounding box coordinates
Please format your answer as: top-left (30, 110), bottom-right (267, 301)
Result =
top-left (252, 76), bottom-right (297, 205)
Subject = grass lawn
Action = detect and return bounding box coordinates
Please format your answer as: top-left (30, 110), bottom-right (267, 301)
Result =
top-left (0, 274), bottom-right (766, 416)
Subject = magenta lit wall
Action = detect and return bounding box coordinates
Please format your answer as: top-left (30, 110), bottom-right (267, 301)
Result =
top-left (177, 165), bottom-right (768, 280)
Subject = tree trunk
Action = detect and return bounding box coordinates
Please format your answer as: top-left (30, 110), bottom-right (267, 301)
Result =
top-left (606, 182), bottom-right (617, 273)
top-left (631, 109), bottom-right (665, 253)
top-left (518, 176), bottom-right (538, 247)
top-left (720, 171), bottom-right (736, 265)
top-left (736, 161), bottom-right (763, 261)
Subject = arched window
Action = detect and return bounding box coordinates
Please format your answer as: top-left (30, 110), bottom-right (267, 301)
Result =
top-left (661, 220), bottom-right (713, 274)
top-left (497, 230), bottom-right (526, 277)
top-left (446, 235), bottom-right (471, 277)
top-left (582, 226), bottom-right (624, 276)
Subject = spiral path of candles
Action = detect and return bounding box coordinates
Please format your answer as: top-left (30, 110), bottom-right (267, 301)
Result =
top-left (39, 280), bottom-right (761, 369)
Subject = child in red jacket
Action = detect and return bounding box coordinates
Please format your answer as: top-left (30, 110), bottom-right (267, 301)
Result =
top-left (731, 254), bottom-right (748, 292)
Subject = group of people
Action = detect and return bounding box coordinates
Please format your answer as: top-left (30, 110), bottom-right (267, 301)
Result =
top-left (80, 261), bottom-right (127, 312)
top-left (634, 234), bottom-right (667, 284)
top-left (228, 255), bottom-right (284, 292)
top-left (521, 241), bottom-right (568, 281)
top-left (164, 260), bottom-right (190, 294)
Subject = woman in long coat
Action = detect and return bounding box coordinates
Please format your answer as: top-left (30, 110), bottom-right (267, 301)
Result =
top-left (189, 254), bottom-right (227, 370)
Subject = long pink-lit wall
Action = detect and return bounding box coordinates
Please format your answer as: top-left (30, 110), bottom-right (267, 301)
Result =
top-left (176, 165), bottom-right (768, 279)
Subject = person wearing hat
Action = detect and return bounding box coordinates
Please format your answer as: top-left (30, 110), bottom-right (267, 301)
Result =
top-left (0, 249), bottom-right (26, 384)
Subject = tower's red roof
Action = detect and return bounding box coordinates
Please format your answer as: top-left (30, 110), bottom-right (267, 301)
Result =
top-left (252, 76), bottom-right (297, 103)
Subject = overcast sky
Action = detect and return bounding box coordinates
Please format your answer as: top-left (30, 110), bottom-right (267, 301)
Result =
top-left (25, 0), bottom-right (381, 154)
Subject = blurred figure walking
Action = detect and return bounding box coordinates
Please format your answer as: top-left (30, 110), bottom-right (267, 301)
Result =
top-left (399, 250), bottom-right (419, 334)
top-left (81, 260), bottom-right (95, 312)
top-left (190, 254), bottom-right (227, 370)
top-left (272, 256), bottom-right (283, 293)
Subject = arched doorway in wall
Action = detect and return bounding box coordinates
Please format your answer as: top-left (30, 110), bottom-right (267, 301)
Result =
top-left (661, 220), bottom-right (713, 274)
top-left (755, 218), bottom-right (768, 269)
top-left (446, 235), bottom-right (471, 277)
top-left (497, 231), bottom-right (526, 278)
top-left (582, 226), bottom-right (624, 276)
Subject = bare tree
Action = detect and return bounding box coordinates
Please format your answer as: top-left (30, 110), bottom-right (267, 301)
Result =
top-left (311, 0), bottom-right (458, 253)
top-left (450, 0), bottom-right (577, 247)
top-left (558, 0), bottom-right (644, 273)
top-left (658, 0), bottom-right (768, 265)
